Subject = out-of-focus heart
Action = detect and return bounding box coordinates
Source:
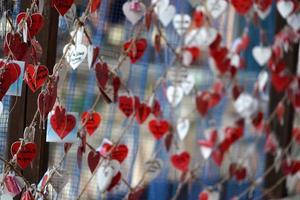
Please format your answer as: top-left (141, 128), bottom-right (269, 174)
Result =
top-left (172, 14), bottom-right (191, 35)
top-left (166, 85), bottom-right (184, 106)
top-left (206, 0), bottom-right (228, 19)
top-left (122, 1), bottom-right (145, 25)
top-left (252, 46), bottom-right (272, 66)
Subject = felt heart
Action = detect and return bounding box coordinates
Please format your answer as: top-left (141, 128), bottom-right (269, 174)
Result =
top-left (231, 0), bottom-right (253, 15)
top-left (111, 144), bottom-right (129, 163)
top-left (122, 1), bottom-right (146, 25)
top-left (277, 0), bottom-right (296, 19)
top-left (287, 13), bottom-right (300, 31)
top-left (81, 112), bottom-right (101, 136)
top-left (172, 14), bottom-right (191, 35)
top-left (158, 5), bottom-right (176, 27)
top-left (53, 0), bottom-right (74, 16)
top-left (64, 44), bottom-right (87, 70)
top-left (196, 92), bottom-right (210, 117)
top-left (252, 46), bottom-right (272, 66)
top-left (271, 73), bottom-right (292, 92)
top-left (135, 103), bottom-right (151, 124)
top-left (123, 38), bottom-right (147, 64)
top-left (17, 12), bottom-right (44, 38)
top-left (166, 86), bottom-right (184, 106)
top-left (171, 152), bottom-right (190, 172)
top-left (24, 64), bottom-right (49, 92)
top-left (118, 95), bottom-right (134, 117)
top-left (11, 142), bottom-right (37, 169)
top-left (91, 0), bottom-right (101, 13)
top-left (148, 119), bottom-right (170, 140)
top-left (0, 62), bottom-right (21, 101)
top-left (87, 151), bottom-right (101, 173)
top-left (4, 32), bottom-right (28, 60)
top-left (50, 112), bottom-right (76, 140)
top-left (206, 0), bottom-right (228, 19)
top-left (177, 118), bottom-right (190, 140)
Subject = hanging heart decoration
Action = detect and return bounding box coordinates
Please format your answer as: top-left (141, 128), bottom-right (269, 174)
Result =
top-left (252, 46), bottom-right (272, 66)
top-left (17, 12), bottom-right (44, 38)
top-left (276, 0), bottom-right (296, 19)
top-left (53, 0), bottom-right (75, 16)
top-left (81, 112), bottom-right (101, 136)
top-left (229, 163), bottom-right (247, 182)
top-left (206, 0), bottom-right (228, 19)
top-left (135, 103), bottom-right (151, 124)
top-left (122, 1), bottom-right (146, 25)
top-left (123, 38), bottom-right (147, 64)
top-left (4, 32), bottom-right (28, 60)
top-left (87, 151), bottom-right (101, 173)
top-left (148, 119), bottom-right (170, 140)
top-left (172, 14), bottom-right (191, 36)
top-left (166, 85), bottom-right (184, 107)
top-left (157, 4), bottom-right (176, 27)
top-left (0, 62), bottom-right (21, 101)
top-left (24, 64), bottom-right (49, 92)
top-left (90, 0), bottom-right (101, 13)
top-left (271, 73), bottom-right (292, 92)
top-left (170, 151), bottom-right (190, 172)
top-left (64, 44), bottom-right (87, 70)
top-left (118, 95), bottom-right (134, 117)
top-left (177, 118), bottom-right (190, 141)
top-left (11, 142), bottom-right (37, 169)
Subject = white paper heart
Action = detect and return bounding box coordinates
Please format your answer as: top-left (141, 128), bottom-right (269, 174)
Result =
top-left (252, 46), bottom-right (272, 66)
top-left (287, 13), bottom-right (300, 31)
top-left (277, 0), bottom-right (295, 19)
top-left (185, 27), bottom-right (217, 48)
top-left (158, 5), bottom-right (176, 27)
top-left (200, 146), bottom-right (213, 159)
top-left (172, 14), bottom-right (191, 35)
top-left (122, 2), bottom-right (146, 25)
top-left (166, 85), bottom-right (184, 106)
top-left (96, 160), bottom-right (120, 192)
top-left (0, 101), bottom-right (3, 116)
top-left (181, 74), bottom-right (195, 95)
top-left (257, 71), bottom-right (269, 92)
top-left (64, 44), bottom-right (87, 70)
top-left (177, 118), bottom-right (190, 140)
top-left (234, 93), bottom-right (258, 119)
top-left (152, 0), bottom-right (170, 14)
top-left (206, 0), bottom-right (228, 19)
top-left (144, 159), bottom-right (163, 182)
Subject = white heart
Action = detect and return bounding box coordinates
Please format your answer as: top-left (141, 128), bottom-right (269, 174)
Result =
top-left (64, 44), bottom-right (87, 70)
top-left (158, 5), bottom-right (176, 27)
top-left (96, 160), bottom-right (120, 192)
top-left (152, 0), bottom-right (170, 14)
top-left (172, 14), bottom-right (191, 35)
top-left (206, 0), bottom-right (228, 19)
top-left (252, 46), bottom-right (272, 66)
top-left (122, 2), bottom-right (146, 25)
top-left (254, 5), bottom-right (271, 20)
top-left (277, 0), bottom-right (294, 19)
top-left (0, 101), bottom-right (3, 116)
top-left (287, 13), bottom-right (300, 31)
top-left (234, 93), bottom-right (258, 119)
top-left (181, 74), bottom-right (195, 95)
top-left (182, 51), bottom-right (193, 66)
top-left (177, 118), bottom-right (190, 140)
top-left (185, 27), bottom-right (217, 48)
top-left (200, 146), bottom-right (212, 159)
top-left (166, 86), bottom-right (184, 106)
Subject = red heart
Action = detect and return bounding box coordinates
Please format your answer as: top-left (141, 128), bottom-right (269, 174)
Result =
top-left (199, 191), bottom-right (209, 200)
top-left (4, 32), bottom-right (28, 60)
top-left (91, 46), bottom-right (100, 68)
top-left (91, 0), bottom-right (101, 13)
top-left (212, 149), bottom-right (224, 166)
top-left (107, 172), bottom-right (121, 191)
top-left (123, 38), bottom-right (147, 64)
top-left (232, 84), bottom-right (244, 100)
top-left (152, 99), bottom-right (161, 117)
top-left (135, 103), bottom-right (151, 124)
top-left (95, 62), bottom-right (109, 88)
top-left (111, 144), bottom-right (129, 163)
top-left (0, 62), bottom-right (21, 101)
top-left (81, 112), bottom-right (101, 136)
top-left (196, 92), bottom-right (210, 117)
top-left (252, 111), bottom-right (264, 130)
top-left (171, 152), bottom-right (190, 172)
top-left (50, 112), bottom-right (76, 140)
top-left (231, 0), bottom-right (253, 15)
top-left (229, 163), bottom-right (247, 181)
top-left (209, 93), bottom-right (221, 108)
top-left (128, 188), bottom-right (145, 200)
top-left (53, 0), bottom-right (74, 16)
top-left (254, 0), bottom-right (272, 12)
top-left (148, 119), bottom-right (170, 140)
top-left (118, 95), bottom-right (134, 117)
top-left (17, 12), bottom-right (44, 38)
top-left (209, 34), bottom-right (222, 50)
top-left (25, 64), bottom-right (49, 92)
top-left (11, 142), bottom-right (37, 169)
top-left (236, 33), bottom-right (250, 53)
top-left (271, 73), bottom-right (292, 92)
top-left (87, 151), bottom-right (101, 173)
top-left (194, 10), bottom-right (204, 28)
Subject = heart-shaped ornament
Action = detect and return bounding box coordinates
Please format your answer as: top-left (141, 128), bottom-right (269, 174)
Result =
top-left (11, 142), bottom-right (37, 169)
top-left (152, 0), bottom-right (169, 14)
top-left (64, 44), bottom-right (87, 70)
top-left (91, 0), bottom-right (101, 13)
top-left (231, 0), bottom-right (253, 15)
top-left (53, 0), bottom-right (74, 16)
top-left (122, 1), bottom-right (146, 25)
top-left (135, 103), bottom-right (151, 124)
top-left (50, 112), bottom-right (76, 140)
top-left (181, 74), bottom-right (195, 95)
top-left (4, 32), bottom-right (28, 60)
top-left (287, 13), bottom-right (300, 31)
top-left (123, 38), bottom-right (147, 63)
top-left (158, 5), bottom-right (176, 27)
top-left (166, 85), bottom-right (184, 106)
top-left (171, 152), bottom-right (190, 172)
top-left (87, 151), bottom-right (101, 173)
top-left (148, 119), bottom-right (170, 140)
top-left (252, 46), bottom-right (272, 66)
top-left (177, 118), bottom-right (190, 140)
top-left (0, 62), bottom-right (21, 101)
top-left (24, 64), bottom-right (49, 92)
top-left (271, 73), bottom-right (292, 92)
top-left (118, 95), bottom-right (134, 117)
top-left (277, 0), bottom-right (296, 19)
top-left (81, 112), bottom-right (101, 136)
top-left (234, 93), bottom-right (258, 119)
top-left (111, 144), bottom-right (129, 163)
top-left (172, 14), bottom-right (191, 36)
top-left (96, 160), bottom-right (120, 192)
top-left (206, 0), bottom-right (228, 19)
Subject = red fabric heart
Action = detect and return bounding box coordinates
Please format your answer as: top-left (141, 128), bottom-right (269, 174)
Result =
top-left (11, 142), bottom-right (37, 169)
top-left (212, 149), bottom-right (224, 166)
top-left (25, 64), bottom-right (49, 92)
top-left (107, 172), bottom-right (121, 191)
top-left (91, 0), bottom-right (101, 13)
top-left (110, 144), bottom-right (129, 163)
top-left (171, 152), bottom-right (190, 172)
top-left (50, 111), bottom-right (76, 140)
top-left (0, 62), bottom-right (21, 101)
top-left (81, 112), bottom-right (101, 136)
top-left (135, 103), bottom-right (151, 124)
top-left (123, 38), bottom-right (147, 64)
top-left (4, 32), bottom-right (28, 60)
top-left (118, 95), bottom-right (134, 117)
top-left (271, 73), bottom-right (292, 92)
top-left (17, 12), bottom-right (44, 38)
top-left (231, 0), bottom-right (253, 15)
top-left (148, 119), bottom-right (170, 140)
top-left (268, 61), bottom-right (286, 74)
top-left (152, 99), bottom-right (161, 117)
top-left (87, 151), bottom-right (101, 173)
top-left (196, 92), bottom-right (210, 117)
top-left (53, 0), bottom-right (74, 16)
